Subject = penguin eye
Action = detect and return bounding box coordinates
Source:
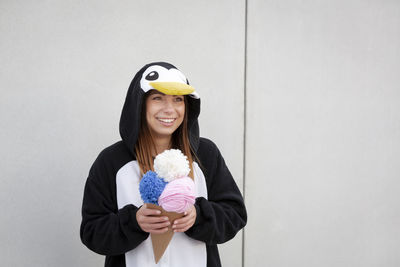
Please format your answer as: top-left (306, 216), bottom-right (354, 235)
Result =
top-left (145, 71), bottom-right (159, 81)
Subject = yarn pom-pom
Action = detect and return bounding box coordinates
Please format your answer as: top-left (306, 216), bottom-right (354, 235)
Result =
top-left (154, 149), bottom-right (190, 182)
top-left (139, 171), bottom-right (167, 204)
top-left (158, 177), bottom-right (196, 213)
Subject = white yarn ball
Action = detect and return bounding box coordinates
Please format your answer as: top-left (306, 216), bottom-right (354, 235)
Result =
top-left (154, 149), bottom-right (190, 182)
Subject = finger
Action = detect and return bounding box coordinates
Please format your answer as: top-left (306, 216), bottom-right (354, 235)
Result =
top-left (184, 209), bottom-right (196, 216)
top-left (139, 215), bottom-right (169, 224)
top-left (141, 208), bottom-right (162, 216)
top-left (173, 217), bottom-right (187, 226)
top-left (137, 214), bottom-right (168, 227)
top-left (145, 220), bottom-right (171, 230)
top-left (174, 211), bottom-right (194, 225)
top-left (173, 223), bottom-right (192, 233)
top-left (172, 218), bottom-right (193, 232)
top-left (142, 220), bottom-right (171, 232)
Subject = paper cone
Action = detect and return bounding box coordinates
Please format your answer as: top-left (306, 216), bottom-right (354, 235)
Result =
top-left (146, 203), bottom-right (184, 263)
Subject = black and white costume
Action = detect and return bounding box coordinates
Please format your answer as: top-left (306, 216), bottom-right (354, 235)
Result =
top-left (80, 62), bottom-right (247, 267)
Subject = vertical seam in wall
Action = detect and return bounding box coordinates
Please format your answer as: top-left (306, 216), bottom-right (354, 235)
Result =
top-left (242, 0), bottom-right (248, 267)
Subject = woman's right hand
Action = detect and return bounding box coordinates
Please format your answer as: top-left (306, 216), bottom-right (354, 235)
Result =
top-left (136, 204), bottom-right (170, 234)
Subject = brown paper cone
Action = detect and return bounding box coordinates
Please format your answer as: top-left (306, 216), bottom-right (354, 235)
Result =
top-left (146, 203), bottom-right (184, 264)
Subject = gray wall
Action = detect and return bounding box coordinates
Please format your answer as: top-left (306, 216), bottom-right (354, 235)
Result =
top-left (245, 0), bottom-right (400, 266)
top-left (1, 1), bottom-right (399, 266)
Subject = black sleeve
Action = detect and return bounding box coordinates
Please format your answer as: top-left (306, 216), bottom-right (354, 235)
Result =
top-left (185, 138), bottom-right (247, 245)
top-left (80, 150), bottom-right (149, 256)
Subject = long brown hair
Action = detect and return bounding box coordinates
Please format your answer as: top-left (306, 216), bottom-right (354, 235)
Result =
top-left (135, 91), bottom-right (195, 179)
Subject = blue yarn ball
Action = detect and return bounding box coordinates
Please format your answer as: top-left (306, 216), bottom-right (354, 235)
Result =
top-left (139, 171), bottom-right (167, 204)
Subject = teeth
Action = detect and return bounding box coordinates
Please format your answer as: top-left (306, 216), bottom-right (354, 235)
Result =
top-left (158, 118), bottom-right (174, 123)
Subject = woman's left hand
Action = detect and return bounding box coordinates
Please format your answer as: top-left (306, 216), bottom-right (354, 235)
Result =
top-left (172, 205), bottom-right (196, 232)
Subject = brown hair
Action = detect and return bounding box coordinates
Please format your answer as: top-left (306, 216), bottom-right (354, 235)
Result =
top-left (135, 91), bottom-right (195, 179)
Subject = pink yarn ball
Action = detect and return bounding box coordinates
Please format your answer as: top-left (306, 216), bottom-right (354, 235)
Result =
top-left (158, 177), bottom-right (196, 213)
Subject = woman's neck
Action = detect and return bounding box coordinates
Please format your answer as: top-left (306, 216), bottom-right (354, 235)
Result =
top-left (152, 136), bottom-right (172, 155)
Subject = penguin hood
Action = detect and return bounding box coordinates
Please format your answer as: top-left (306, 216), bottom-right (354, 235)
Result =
top-left (119, 62), bottom-right (201, 156)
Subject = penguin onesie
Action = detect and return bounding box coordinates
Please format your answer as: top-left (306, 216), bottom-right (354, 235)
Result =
top-left (80, 62), bottom-right (247, 267)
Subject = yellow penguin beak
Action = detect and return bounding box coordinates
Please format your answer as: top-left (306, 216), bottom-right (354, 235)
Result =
top-left (149, 82), bottom-right (195, 95)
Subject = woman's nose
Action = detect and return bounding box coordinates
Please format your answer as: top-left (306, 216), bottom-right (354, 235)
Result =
top-left (162, 98), bottom-right (174, 111)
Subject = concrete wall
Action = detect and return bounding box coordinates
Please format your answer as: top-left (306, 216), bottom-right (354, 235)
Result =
top-left (245, 0), bottom-right (400, 266)
top-left (1, 0), bottom-right (399, 266)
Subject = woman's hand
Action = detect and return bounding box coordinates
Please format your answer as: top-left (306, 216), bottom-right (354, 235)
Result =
top-left (172, 205), bottom-right (197, 232)
top-left (136, 204), bottom-right (170, 234)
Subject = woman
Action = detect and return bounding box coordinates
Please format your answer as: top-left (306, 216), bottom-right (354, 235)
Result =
top-left (80, 62), bottom-right (247, 267)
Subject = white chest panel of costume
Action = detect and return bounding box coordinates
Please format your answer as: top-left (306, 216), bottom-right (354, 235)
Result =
top-left (116, 161), bottom-right (207, 267)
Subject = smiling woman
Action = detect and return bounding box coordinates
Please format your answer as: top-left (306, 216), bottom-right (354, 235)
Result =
top-left (80, 62), bottom-right (247, 267)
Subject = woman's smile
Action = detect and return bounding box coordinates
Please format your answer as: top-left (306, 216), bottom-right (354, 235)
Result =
top-left (157, 117), bottom-right (177, 125)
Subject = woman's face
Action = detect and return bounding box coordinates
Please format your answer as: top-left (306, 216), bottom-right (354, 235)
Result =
top-left (145, 91), bottom-right (185, 140)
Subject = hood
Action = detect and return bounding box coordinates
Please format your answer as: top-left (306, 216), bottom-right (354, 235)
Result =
top-left (119, 62), bottom-right (201, 156)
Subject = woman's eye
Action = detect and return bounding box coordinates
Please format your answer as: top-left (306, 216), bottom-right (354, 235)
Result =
top-left (152, 96), bottom-right (162, 100)
top-left (175, 97), bottom-right (184, 102)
